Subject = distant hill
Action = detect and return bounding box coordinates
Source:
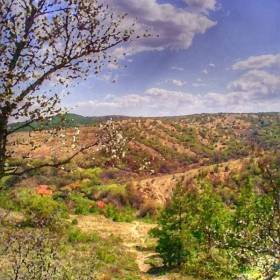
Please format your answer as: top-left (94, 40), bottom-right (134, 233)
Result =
top-left (8, 112), bottom-right (280, 175)
top-left (115, 112), bottom-right (280, 174)
top-left (59, 113), bottom-right (131, 125)
top-left (8, 113), bottom-right (130, 131)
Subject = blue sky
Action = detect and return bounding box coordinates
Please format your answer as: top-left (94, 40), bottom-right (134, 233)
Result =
top-left (66, 0), bottom-right (280, 117)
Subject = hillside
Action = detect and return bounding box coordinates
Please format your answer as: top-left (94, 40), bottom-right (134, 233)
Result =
top-left (5, 112), bottom-right (279, 208)
top-left (8, 113), bottom-right (129, 131)
top-left (119, 112), bottom-right (279, 174)
top-left (8, 112), bottom-right (279, 176)
top-left (1, 112), bottom-right (280, 279)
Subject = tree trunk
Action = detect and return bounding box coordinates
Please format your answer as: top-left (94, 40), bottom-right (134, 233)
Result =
top-left (0, 106), bottom-right (9, 178)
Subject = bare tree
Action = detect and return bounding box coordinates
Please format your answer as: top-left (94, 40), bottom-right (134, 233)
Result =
top-left (0, 0), bottom-right (151, 179)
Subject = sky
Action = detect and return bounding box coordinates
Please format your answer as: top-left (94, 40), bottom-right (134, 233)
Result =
top-left (66, 0), bottom-right (280, 117)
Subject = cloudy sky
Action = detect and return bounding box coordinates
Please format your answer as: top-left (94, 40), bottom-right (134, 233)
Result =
top-left (66, 0), bottom-right (280, 117)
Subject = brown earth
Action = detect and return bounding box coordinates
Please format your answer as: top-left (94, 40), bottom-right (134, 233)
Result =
top-left (133, 158), bottom-right (244, 206)
top-left (74, 214), bottom-right (191, 279)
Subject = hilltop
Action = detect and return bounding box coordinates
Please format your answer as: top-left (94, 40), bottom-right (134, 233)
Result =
top-left (8, 112), bottom-right (280, 174)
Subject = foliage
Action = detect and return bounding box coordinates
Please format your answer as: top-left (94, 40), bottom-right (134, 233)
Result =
top-left (103, 203), bottom-right (134, 223)
top-left (0, 190), bottom-right (20, 211)
top-left (1, 111), bottom-right (280, 279)
top-left (0, 206), bottom-right (141, 280)
top-left (226, 155), bottom-right (280, 279)
top-left (2, 112), bottom-right (280, 180)
top-left (151, 182), bottom-right (235, 279)
top-left (68, 228), bottom-right (99, 243)
top-left (94, 184), bottom-right (128, 203)
top-left (152, 151), bottom-right (280, 279)
top-left (13, 188), bottom-right (68, 229)
top-left (0, 227), bottom-right (66, 279)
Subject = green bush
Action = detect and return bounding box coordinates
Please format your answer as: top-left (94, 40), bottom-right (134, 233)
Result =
top-left (68, 228), bottom-right (99, 243)
top-left (14, 188), bottom-right (68, 229)
top-left (70, 194), bottom-right (98, 215)
top-left (74, 200), bottom-right (91, 215)
top-left (0, 227), bottom-right (64, 279)
top-left (103, 203), bottom-right (133, 222)
top-left (0, 191), bottom-right (21, 211)
top-left (94, 184), bottom-right (130, 207)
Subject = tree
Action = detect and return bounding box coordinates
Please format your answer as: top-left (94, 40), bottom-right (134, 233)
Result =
top-left (152, 152), bottom-right (280, 279)
top-left (227, 154), bottom-right (280, 279)
top-left (150, 184), bottom-right (196, 268)
top-left (150, 182), bottom-right (235, 279)
top-left (0, 0), bottom-right (151, 179)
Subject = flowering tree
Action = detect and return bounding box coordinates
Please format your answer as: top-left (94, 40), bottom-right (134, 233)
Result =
top-left (0, 0), bottom-right (151, 179)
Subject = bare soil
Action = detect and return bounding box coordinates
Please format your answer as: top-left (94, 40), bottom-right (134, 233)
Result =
top-left (74, 214), bottom-right (192, 279)
top-left (73, 215), bottom-right (165, 279)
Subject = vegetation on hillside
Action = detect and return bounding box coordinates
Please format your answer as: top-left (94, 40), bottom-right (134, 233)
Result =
top-left (0, 112), bottom-right (279, 279)
top-left (151, 151), bottom-right (280, 279)
top-left (0, 188), bottom-right (142, 280)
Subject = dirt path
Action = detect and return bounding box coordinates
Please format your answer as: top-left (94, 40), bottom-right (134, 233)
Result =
top-left (125, 222), bottom-right (153, 274)
top-left (73, 215), bottom-right (171, 279)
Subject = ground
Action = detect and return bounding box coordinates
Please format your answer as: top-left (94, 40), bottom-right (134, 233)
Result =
top-left (74, 214), bottom-right (192, 279)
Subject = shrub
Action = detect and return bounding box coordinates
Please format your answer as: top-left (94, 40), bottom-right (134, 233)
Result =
top-left (94, 184), bottom-right (129, 207)
top-left (103, 203), bottom-right (133, 222)
top-left (0, 191), bottom-right (21, 211)
top-left (0, 227), bottom-right (64, 279)
top-left (0, 226), bottom-right (98, 279)
top-left (68, 228), bottom-right (99, 243)
top-left (70, 195), bottom-right (98, 215)
top-left (74, 200), bottom-right (91, 215)
top-left (14, 188), bottom-right (68, 230)
top-left (138, 199), bottom-right (159, 219)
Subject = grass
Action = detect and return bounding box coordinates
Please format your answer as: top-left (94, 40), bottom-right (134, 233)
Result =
top-left (0, 215), bottom-right (143, 280)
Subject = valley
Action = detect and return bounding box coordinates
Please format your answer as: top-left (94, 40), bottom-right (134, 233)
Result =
top-left (1, 112), bottom-right (280, 279)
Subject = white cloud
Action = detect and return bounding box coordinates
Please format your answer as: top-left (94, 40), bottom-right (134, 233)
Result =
top-left (203, 92), bottom-right (227, 106)
top-left (114, 94), bottom-right (150, 106)
top-left (144, 81), bottom-right (280, 114)
top-left (114, 0), bottom-right (217, 55)
top-left (145, 88), bottom-right (200, 108)
top-left (209, 63), bottom-right (215, 67)
top-left (100, 73), bottom-right (119, 83)
top-left (192, 83), bottom-right (200, 87)
top-left (104, 94), bottom-right (116, 100)
top-left (227, 70), bottom-right (280, 97)
top-left (202, 69), bottom-right (208, 74)
top-left (70, 82), bottom-right (280, 116)
top-left (101, 73), bottom-right (112, 82)
top-left (183, 0), bottom-right (218, 14)
top-left (192, 82), bottom-right (206, 87)
top-left (171, 66), bottom-right (184, 71)
top-left (74, 94), bottom-right (150, 109)
top-left (76, 100), bottom-right (120, 108)
top-left (197, 78), bottom-right (202, 82)
top-left (232, 53), bottom-right (280, 70)
top-left (173, 79), bottom-right (187, 86)
top-left (143, 87), bottom-right (262, 113)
